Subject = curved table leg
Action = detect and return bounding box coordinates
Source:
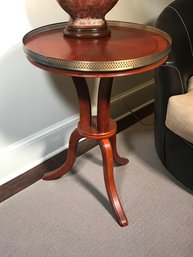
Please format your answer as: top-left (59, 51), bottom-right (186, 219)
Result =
top-left (43, 128), bottom-right (83, 180)
top-left (99, 138), bottom-right (128, 227)
top-left (110, 135), bottom-right (129, 166)
top-left (43, 77), bottom-right (128, 226)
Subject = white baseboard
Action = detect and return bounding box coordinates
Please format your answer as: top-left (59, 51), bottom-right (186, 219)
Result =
top-left (0, 115), bottom-right (79, 185)
top-left (111, 79), bottom-right (154, 119)
top-left (0, 79), bottom-right (154, 185)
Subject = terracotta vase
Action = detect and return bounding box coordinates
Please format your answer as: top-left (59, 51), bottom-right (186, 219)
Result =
top-left (56, 0), bottom-right (119, 38)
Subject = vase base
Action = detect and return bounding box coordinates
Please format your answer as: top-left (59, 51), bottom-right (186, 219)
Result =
top-left (63, 26), bottom-right (111, 39)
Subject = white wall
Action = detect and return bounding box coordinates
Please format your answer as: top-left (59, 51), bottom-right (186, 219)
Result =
top-left (0, 0), bottom-right (172, 185)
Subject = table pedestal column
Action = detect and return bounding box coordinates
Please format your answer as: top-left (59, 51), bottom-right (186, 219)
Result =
top-left (43, 77), bottom-right (129, 226)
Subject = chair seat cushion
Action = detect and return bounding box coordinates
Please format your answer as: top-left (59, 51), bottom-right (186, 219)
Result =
top-left (166, 76), bottom-right (193, 144)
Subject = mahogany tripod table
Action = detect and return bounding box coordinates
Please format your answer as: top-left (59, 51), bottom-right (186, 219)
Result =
top-left (23, 21), bottom-right (171, 226)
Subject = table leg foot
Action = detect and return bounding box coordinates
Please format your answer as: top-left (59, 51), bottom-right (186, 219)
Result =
top-left (43, 129), bottom-right (83, 180)
top-left (99, 138), bottom-right (128, 227)
top-left (110, 135), bottom-right (129, 166)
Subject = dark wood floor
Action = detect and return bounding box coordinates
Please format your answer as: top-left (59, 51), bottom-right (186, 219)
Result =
top-left (0, 103), bottom-right (153, 203)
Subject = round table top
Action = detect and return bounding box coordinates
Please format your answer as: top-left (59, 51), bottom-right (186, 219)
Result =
top-left (23, 21), bottom-right (171, 77)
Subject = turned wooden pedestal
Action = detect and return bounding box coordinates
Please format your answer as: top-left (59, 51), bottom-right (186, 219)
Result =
top-left (43, 76), bottom-right (129, 226)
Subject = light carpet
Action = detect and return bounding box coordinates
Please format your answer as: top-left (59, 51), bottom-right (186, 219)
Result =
top-left (0, 115), bottom-right (193, 257)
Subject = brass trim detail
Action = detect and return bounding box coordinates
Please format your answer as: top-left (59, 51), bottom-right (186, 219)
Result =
top-left (23, 21), bottom-right (171, 72)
